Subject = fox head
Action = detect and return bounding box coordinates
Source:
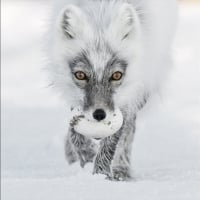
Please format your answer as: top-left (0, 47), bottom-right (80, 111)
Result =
top-left (50, 2), bottom-right (143, 137)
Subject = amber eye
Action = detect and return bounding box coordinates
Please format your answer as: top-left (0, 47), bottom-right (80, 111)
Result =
top-left (111, 71), bottom-right (123, 81)
top-left (74, 71), bottom-right (87, 80)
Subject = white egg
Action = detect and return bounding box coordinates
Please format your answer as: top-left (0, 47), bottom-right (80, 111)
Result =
top-left (70, 107), bottom-right (123, 138)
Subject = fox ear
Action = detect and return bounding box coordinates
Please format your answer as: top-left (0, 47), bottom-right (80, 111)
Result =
top-left (60, 5), bottom-right (88, 39)
top-left (109, 3), bottom-right (139, 41)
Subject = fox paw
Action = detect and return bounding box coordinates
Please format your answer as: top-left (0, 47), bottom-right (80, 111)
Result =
top-left (108, 166), bottom-right (132, 181)
top-left (93, 164), bottom-right (111, 176)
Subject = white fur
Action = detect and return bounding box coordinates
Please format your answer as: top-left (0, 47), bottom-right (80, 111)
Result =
top-left (46, 0), bottom-right (177, 112)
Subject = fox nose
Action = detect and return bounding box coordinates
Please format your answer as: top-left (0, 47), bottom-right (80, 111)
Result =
top-left (93, 109), bottom-right (106, 121)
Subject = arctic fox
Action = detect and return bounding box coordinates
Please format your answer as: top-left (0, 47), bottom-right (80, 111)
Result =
top-left (47, 0), bottom-right (177, 181)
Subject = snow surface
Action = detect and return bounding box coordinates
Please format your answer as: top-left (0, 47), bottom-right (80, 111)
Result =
top-left (1, 1), bottom-right (200, 200)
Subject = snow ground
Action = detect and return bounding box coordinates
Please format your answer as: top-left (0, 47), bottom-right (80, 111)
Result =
top-left (1, 1), bottom-right (200, 200)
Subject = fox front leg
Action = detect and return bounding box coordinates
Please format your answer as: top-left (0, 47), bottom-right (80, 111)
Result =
top-left (93, 112), bottom-right (136, 181)
top-left (109, 115), bottom-right (136, 181)
top-left (65, 118), bottom-right (97, 167)
top-left (93, 132), bottom-right (121, 176)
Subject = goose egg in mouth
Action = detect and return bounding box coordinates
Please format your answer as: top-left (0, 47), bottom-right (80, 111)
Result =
top-left (70, 107), bottom-right (123, 138)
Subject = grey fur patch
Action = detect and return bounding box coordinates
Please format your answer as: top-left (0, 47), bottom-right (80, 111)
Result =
top-left (93, 131), bottom-right (121, 176)
top-left (70, 129), bottom-right (97, 167)
top-left (68, 50), bottom-right (127, 111)
top-left (62, 11), bottom-right (75, 39)
top-left (69, 51), bottom-right (92, 72)
top-left (137, 92), bottom-right (149, 111)
top-left (65, 137), bottom-right (78, 164)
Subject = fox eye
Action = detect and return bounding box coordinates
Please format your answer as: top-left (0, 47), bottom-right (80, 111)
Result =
top-left (74, 71), bottom-right (87, 80)
top-left (111, 71), bottom-right (123, 81)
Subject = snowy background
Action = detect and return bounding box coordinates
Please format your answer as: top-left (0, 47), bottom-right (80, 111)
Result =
top-left (1, 1), bottom-right (200, 199)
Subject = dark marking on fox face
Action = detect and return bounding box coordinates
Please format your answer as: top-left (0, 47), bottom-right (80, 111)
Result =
top-left (68, 49), bottom-right (127, 111)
